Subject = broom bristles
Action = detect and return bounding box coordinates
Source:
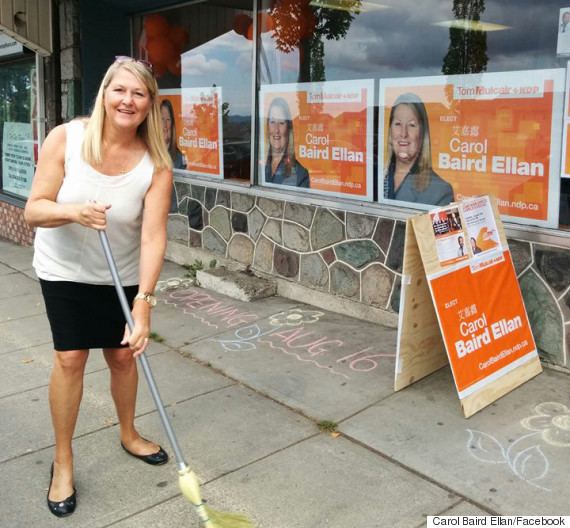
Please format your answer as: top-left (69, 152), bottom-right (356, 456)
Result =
top-left (204, 506), bottom-right (255, 528)
top-left (178, 467), bottom-right (255, 528)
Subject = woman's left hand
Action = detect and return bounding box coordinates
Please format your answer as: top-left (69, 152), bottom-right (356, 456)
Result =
top-left (121, 304), bottom-right (151, 357)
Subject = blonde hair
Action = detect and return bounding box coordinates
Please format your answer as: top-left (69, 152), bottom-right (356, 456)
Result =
top-left (82, 59), bottom-right (172, 171)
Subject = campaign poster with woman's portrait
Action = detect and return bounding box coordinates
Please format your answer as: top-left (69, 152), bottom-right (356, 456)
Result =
top-left (379, 69), bottom-right (564, 228)
top-left (159, 87), bottom-right (224, 178)
top-left (259, 80), bottom-right (374, 200)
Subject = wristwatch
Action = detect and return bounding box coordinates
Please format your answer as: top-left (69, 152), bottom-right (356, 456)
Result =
top-left (134, 292), bottom-right (157, 308)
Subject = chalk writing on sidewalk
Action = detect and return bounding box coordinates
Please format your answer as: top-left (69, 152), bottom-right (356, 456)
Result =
top-left (464, 400), bottom-right (570, 491)
top-left (466, 429), bottom-right (550, 491)
top-left (467, 401), bottom-right (570, 491)
top-left (211, 308), bottom-right (394, 379)
top-left (159, 285), bottom-right (260, 329)
top-left (155, 281), bottom-right (395, 379)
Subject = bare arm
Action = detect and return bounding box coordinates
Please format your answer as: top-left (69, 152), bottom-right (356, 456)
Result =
top-left (137, 167), bottom-right (173, 295)
top-left (24, 124), bottom-right (110, 229)
top-left (123, 166), bottom-right (173, 355)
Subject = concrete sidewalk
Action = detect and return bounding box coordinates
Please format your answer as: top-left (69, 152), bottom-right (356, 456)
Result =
top-left (1, 236), bottom-right (569, 528)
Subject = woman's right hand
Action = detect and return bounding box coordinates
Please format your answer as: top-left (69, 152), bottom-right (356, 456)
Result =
top-left (25, 125), bottom-right (113, 230)
top-left (76, 202), bottom-right (111, 230)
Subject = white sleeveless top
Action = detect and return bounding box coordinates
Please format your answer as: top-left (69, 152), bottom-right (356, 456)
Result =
top-left (33, 120), bottom-right (154, 286)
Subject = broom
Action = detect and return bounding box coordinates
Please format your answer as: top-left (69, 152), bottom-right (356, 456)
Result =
top-left (98, 230), bottom-right (254, 528)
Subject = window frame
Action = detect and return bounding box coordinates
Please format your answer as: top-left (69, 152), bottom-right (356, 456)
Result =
top-left (0, 52), bottom-right (44, 206)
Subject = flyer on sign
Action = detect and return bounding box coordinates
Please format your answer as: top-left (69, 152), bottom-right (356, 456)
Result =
top-left (159, 87), bottom-right (223, 178)
top-left (379, 69), bottom-right (564, 227)
top-left (2, 122), bottom-right (35, 198)
top-left (430, 206), bottom-right (468, 267)
top-left (461, 195), bottom-right (504, 272)
top-left (259, 79), bottom-right (374, 200)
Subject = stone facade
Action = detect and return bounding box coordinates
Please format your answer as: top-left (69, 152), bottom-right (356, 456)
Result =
top-left (170, 183), bottom-right (570, 370)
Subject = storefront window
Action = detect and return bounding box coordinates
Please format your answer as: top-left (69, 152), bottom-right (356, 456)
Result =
top-left (258, 0), bottom-right (374, 199)
top-left (0, 57), bottom-right (37, 201)
top-left (132, 1), bottom-right (254, 183)
top-left (257, 0), bottom-right (570, 230)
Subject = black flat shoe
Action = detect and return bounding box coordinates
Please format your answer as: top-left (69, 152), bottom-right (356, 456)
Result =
top-left (47, 463), bottom-right (76, 518)
top-left (121, 442), bottom-right (169, 465)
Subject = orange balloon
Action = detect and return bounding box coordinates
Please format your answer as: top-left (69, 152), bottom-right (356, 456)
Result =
top-left (170, 26), bottom-right (189, 52)
top-left (144, 14), bottom-right (169, 38)
top-left (233, 14), bottom-right (251, 37)
top-left (147, 36), bottom-right (178, 71)
top-left (258, 12), bottom-right (274, 32)
top-left (152, 62), bottom-right (167, 78)
top-left (167, 57), bottom-right (182, 76)
top-left (246, 22), bottom-right (254, 40)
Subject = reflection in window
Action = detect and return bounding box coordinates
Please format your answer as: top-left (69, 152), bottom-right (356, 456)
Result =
top-left (0, 59), bottom-right (37, 200)
top-left (258, 0), bottom-right (570, 229)
top-left (441, 0), bottom-right (488, 74)
top-left (260, 0), bottom-right (569, 82)
top-left (133, 2), bottom-right (253, 182)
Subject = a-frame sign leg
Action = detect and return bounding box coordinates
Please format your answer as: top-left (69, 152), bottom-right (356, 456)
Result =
top-left (394, 219), bottom-right (448, 392)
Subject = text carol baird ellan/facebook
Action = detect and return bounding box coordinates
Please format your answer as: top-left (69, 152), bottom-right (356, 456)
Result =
top-left (429, 516), bottom-right (568, 526)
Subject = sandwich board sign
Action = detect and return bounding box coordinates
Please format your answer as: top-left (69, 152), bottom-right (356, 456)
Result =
top-left (395, 195), bottom-right (542, 418)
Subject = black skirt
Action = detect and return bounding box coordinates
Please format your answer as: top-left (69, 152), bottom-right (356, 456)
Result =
top-left (39, 279), bottom-right (138, 351)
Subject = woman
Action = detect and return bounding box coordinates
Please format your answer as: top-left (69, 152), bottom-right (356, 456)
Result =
top-left (384, 92), bottom-right (453, 206)
top-left (160, 99), bottom-right (185, 212)
top-left (470, 236), bottom-right (482, 254)
top-left (160, 99), bottom-right (186, 170)
top-left (265, 97), bottom-right (310, 188)
top-left (474, 226), bottom-right (498, 252)
top-left (24, 57), bottom-right (173, 517)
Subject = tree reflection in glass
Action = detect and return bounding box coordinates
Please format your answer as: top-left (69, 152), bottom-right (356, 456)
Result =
top-left (442, 0), bottom-right (488, 74)
top-left (268, 0), bottom-right (362, 83)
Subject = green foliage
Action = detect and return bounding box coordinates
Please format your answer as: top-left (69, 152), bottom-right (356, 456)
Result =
top-left (149, 332), bottom-right (165, 343)
top-left (442, 0), bottom-right (488, 75)
top-left (0, 61), bottom-right (34, 123)
top-left (184, 259), bottom-right (204, 279)
top-left (182, 258), bottom-right (217, 283)
top-left (317, 420), bottom-right (338, 433)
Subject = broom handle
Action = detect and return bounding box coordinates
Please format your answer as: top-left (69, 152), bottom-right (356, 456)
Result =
top-left (98, 230), bottom-right (188, 472)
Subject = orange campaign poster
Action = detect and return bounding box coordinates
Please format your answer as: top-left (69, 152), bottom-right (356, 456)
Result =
top-left (429, 251), bottom-right (537, 399)
top-left (159, 87), bottom-right (223, 178)
top-left (159, 90), bottom-right (187, 172)
top-left (427, 196), bottom-right (538, 400)
top-left (379, 69), bottom-right (565, 228)
top-left (259, 80), bottom-right (374, 200)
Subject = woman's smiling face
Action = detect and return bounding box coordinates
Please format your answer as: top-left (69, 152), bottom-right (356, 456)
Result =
top-left (104, 68), bottom-right (152, 131)
top-left (268, 106), bottom-right (289, 155)
top-left (390, 103), bottom-right (422, 165)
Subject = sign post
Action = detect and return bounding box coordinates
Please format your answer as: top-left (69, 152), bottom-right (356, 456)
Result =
top-left (395, 196), bottom-right (542, 417)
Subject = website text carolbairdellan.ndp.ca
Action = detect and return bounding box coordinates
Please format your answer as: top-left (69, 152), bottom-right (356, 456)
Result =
top-left (427, 516), bottom-right (569, 527)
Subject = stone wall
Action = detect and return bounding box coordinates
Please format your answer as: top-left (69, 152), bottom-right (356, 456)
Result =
top-left (169, 181), bottom-right (570, 369)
